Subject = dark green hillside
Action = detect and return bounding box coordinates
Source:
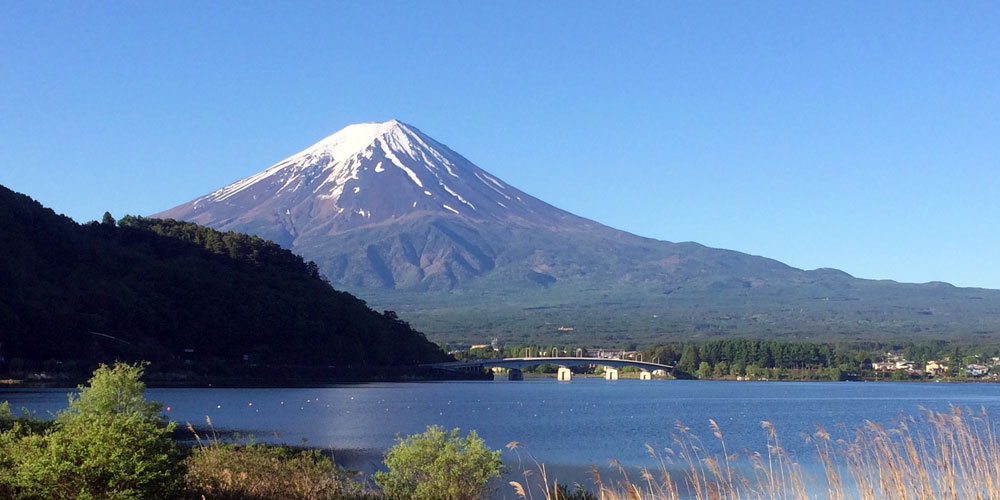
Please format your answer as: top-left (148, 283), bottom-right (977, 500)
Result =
top-left (0, 185), bottom-right (449, 373)
top-left (335, 221), bottom-right (1000, 346)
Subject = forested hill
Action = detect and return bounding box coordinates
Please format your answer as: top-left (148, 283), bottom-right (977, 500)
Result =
top-left (0, 184), bottom-right (450, 372)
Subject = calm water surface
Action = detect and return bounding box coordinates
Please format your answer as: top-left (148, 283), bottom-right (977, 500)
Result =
top-left (4, 378), bottom-right (1000, 495)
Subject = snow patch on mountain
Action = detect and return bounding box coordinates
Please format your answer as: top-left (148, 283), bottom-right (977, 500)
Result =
top-left (442, 183), bottom-right (475, 210)
top-left (379, 140), bottom-right (424, 188)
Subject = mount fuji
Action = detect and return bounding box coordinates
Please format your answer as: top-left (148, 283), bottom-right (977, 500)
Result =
top-left (156, 120), bottom-right (1000, 343)
top-left (156, 120), bottom-right (616, 290)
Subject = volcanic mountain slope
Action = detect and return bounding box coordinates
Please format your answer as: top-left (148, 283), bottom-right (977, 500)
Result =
top-left (157, 121), bottom-right (1000, 343)
top-left (157, 120), bottom-right (612, 290)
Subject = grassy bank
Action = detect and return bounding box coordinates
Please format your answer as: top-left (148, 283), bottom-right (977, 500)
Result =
top-left (0, 366), bottom-right (491, 390)
top-left (511, 405), bottom-right (1000, 500)
top-left (181, 423), bottom-right (377, 500)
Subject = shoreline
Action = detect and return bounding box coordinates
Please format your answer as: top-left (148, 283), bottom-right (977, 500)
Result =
top-left (4, 373), bottom-right (997, 389)
top-left (0, 366), bottom-right (493, 389)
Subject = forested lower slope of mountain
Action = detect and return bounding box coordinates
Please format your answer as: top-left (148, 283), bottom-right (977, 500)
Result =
top-left (0, 185), bottom-right (449, 371)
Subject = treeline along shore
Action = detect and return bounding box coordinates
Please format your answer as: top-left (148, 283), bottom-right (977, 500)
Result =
top-left (453, 338), bottom-right (1000, 381)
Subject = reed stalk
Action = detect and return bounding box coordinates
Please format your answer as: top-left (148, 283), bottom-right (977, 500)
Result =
top-left (511, 407), bottom-right (1000, 500)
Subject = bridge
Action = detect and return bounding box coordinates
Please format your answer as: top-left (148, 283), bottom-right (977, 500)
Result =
top-left (425, 357), bottom-right (673, 381)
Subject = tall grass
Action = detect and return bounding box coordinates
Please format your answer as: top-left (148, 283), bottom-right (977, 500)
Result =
top-left (509, 406), bottom-right (1000, 500)
top-left (182, 417), bottom-right (376, 500)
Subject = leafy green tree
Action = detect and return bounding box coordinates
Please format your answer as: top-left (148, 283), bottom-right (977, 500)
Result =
top-left (677, 344), bottom-right (700, 373)
top-left (59, 362), bottom-right (166, 422)
top-left (712, 361), bottom-right (729, 378)
top-left (374, 426), bottom-right (503, 500)
top-left (101, 211), bottom-right (116, 226)
top-left (0, 362), bottom-right (184, 499)
top-left (648, 344), bottom-right (679, 365)
top-left (696, 361), bottom-right (711, 379)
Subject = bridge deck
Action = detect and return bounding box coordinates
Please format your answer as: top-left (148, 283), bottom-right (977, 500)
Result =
top-left (426, 356), bottom-right (673, 372)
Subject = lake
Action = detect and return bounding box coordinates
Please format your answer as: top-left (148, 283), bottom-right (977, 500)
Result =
top-left (5, 378), bottom-right (1000, 497)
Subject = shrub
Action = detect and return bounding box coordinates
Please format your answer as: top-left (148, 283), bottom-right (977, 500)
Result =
top-left (374, 426), bottom-right (503, 500)
top-left (183, 437), bottom-right (367, 500)
top-left (0, 402), bottom-right (52, 436)
top-left (0, 362), bottom-right (184, 499)
top-left (555, 483), bottom-right (598, 500)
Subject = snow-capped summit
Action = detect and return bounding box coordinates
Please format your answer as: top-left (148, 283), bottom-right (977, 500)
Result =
top-left (159, 120), bottom-right (594, 248)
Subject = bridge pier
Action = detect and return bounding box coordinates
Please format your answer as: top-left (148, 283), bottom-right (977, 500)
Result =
top-left (424, 357), bottom-right (673, 380)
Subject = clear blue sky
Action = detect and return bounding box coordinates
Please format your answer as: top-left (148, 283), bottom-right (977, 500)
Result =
top-left (2, 2), bottom-right (998, 288)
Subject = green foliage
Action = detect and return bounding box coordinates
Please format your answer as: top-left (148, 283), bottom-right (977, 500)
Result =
top-left (59, 363), bottom-right (164, 423)
top-left (676, 344), bottom-right (700, 373)
top-left (555, 483), bottom-right (598, 500)
top-left (0, 362), bottom-right (184, 500)
top-left (374, 426), bottom-right (503, 500)
top-left (355, 257), bottom-right (1000, 347)
top-left (696, 339), bottom-right (830, 370)
top-left (0, 185), bottom-right (449, 372)
top-left (528, 364), bottom-right (557, 374)
top-left (0, 402), bottom-right (52, 437)
top-left (636, 339), bottom-right (998, 381)
top-left (696, 361), bottom-right (711, 379)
